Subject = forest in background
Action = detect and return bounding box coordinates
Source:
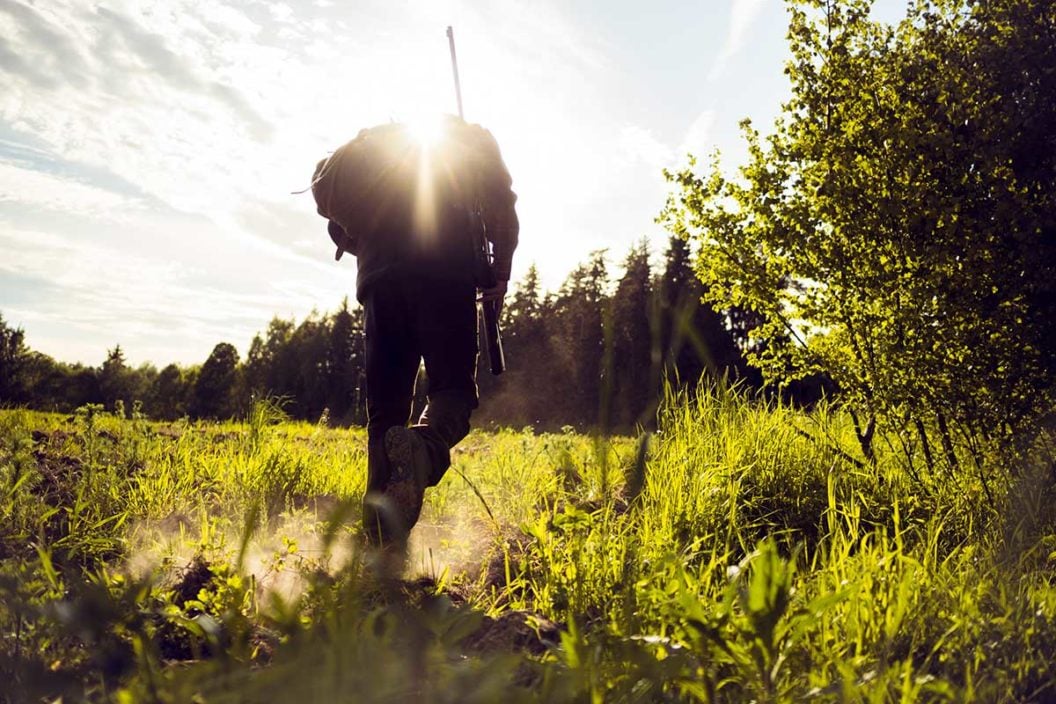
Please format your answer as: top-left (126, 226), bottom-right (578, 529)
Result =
top-left (0, 233), bottom-right (828, 435)
top-left (3, 1), bottom-right (1056, 701)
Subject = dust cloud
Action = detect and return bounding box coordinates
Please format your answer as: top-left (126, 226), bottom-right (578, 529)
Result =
top-left (405, 508), bottom-right (496, 580)
top-left (124, 497), bottom-right (499, 602)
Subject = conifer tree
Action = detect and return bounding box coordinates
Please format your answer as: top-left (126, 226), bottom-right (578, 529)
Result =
top-left (550, 251), bottom-right (609, 428)
top-left (659, 235), bottom-right (744, 391)
top-left (326, 298), bottom-right (365, 424)
top-left (610, 241), bottom-right (656, 430)
top-left (98, 346), bottom-right (134, 415)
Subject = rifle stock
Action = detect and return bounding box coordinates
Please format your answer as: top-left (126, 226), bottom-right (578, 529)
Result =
top-left (472, 214), bottom-right (506, 376)
top-left (481, 299), bottom-right (505, 375)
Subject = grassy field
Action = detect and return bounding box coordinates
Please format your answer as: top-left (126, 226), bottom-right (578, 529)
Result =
top-left (2, 392), bottom-right (1055, 702)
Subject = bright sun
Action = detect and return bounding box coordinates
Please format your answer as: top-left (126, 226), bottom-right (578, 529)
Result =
top-left (406, 112), bottom-right (445, 147)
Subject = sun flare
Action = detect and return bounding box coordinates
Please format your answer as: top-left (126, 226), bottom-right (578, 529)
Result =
top-left (406, 112), bottom-right (446, 148)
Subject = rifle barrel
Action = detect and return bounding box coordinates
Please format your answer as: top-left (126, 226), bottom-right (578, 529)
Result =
top-left (446, 26), bottom-right (464, 120)
top-left (447, 26), bottom-right (505, 375)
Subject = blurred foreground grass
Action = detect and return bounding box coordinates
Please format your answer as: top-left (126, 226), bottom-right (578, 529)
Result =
top-left (2, 392), bottom-right (1055, 702)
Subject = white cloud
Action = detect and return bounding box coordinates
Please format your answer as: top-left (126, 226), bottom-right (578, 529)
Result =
top-left (0, 211), bottom-right (347, 365)
top-left (1, 0), bottom-right (617, 245)
top-left (269, 3), bottom-right (295, 23)
top-left (709, 0), bottom-right (770, 81)
top-left (620, 125), bottom-right (675, 170)
top-left (194, 3), bottom-right (262, 39)
top-left (679, 110), bottom-right (717, 158)
top-left (0, 162), bottom-right (147, 218)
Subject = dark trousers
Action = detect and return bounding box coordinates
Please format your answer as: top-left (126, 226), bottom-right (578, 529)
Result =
top-left (363, 272), bottom-right (479, 495)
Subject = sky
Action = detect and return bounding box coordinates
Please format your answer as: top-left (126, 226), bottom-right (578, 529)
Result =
top-left (0, 0), bottom-right (908, 367)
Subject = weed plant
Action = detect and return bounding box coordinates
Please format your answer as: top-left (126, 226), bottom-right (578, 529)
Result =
top-left (1, 390), bottom-right (1054, 702)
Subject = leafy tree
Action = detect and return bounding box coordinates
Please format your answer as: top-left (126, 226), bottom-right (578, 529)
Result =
top-left (20, 352), bottom-right (65, 410)
top-left (0, 314), bottom-right (30, 404)
top-left (662, 0), bottom-right (1056, 470)
top-left (38, 359), bottom-right (102, 411)
top-left (150, 364), bottom-right (191, 420)
top-left (192, 343), bottom-right (240, 419)
top-left (241, 313), bottom-right (337, 422)
top-left (130, 364), bottom-right (157, 413)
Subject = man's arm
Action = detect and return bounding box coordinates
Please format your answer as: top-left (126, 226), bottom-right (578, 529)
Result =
top-left (479, 197), bottom-right (516, 316)
top-left (475, 128), bottom-right (519, 297)
top-left (328, 220), bottom-right (359, 261)
top-left (477, 280), bottom-right (508, 315)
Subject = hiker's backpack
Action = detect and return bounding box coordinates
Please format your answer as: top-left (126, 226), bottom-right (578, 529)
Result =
top-left (311, 117), bottom-right (513, 261)
top-left (311, 123), bottom-right (419, 258)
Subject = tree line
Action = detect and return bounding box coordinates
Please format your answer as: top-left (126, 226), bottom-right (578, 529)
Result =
top-left (1, 233), bottom-right (810, 432)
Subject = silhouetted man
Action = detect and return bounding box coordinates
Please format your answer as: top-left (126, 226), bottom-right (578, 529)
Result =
top-left (312, 116), bottom-right (518, 545)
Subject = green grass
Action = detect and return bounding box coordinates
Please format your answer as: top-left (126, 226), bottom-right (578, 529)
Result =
top-left (1, 391), bottom-right (1054, 702)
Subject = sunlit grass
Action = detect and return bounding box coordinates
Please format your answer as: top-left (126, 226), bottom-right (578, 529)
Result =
top-left (1, 390), bottom-right (1054, 702)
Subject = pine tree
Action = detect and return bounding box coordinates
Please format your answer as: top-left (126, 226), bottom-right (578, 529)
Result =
top-left (610, 241), bottom-right (657, 431)
top-left (287, 313), bottom-right (331, 421)
top-left (658, 235), bottom-right (743, 392)
top-left (98, 345), bottom-right (134, 415)
top-left (476, 264), bottom-right (558, 429)
top-left (550, 250), bottom-right (609, 428)
top-left (327, 298), bottom-right (366, 425)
